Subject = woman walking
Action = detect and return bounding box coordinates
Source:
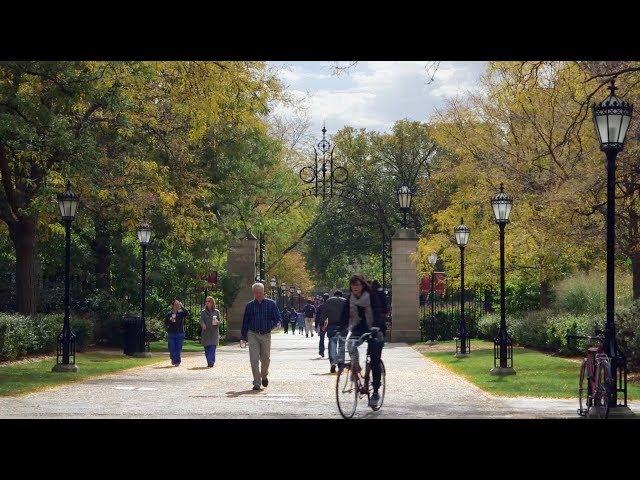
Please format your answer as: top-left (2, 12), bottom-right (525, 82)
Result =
top-left (200, 296), bottom-right (221, 367)
top-left (341, 274), bottom-right (385, 407)
top-left (165, 299), bottom-right (190, 367)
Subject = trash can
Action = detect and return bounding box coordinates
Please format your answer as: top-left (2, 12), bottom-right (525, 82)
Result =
top-left (122, 315), bottom-right (143, 356)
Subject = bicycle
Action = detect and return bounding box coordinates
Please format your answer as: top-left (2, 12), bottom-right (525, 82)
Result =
top-left (568, 331), bottom-right (612, 419)
top-left (335, 327), bottom-right (386, 419)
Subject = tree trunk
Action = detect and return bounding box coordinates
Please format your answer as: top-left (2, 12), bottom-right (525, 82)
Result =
top-left (539, 279), bottom-right (552, 309)
top-left (92, 218), bottom-right (111, 290)
top-left (632, 253), bottom-right (640, 300)
top-left (9, 219), bottom-right (38, 315)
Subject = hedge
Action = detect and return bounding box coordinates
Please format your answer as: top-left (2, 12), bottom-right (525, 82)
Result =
top-left (0, 313), bottom-right (93, 361)
top-left (475, 308), bottom-right (640, 370)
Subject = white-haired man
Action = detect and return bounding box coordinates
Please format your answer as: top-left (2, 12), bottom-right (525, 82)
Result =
top-left (241, 282), bottom-right (282, 390)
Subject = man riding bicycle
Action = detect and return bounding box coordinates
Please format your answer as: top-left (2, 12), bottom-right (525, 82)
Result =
top-left (340, 274), bottom-right (386, 408)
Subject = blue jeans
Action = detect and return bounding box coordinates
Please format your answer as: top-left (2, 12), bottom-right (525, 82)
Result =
top-left (204, 345), bottom-right (217, 365)
top-left (326, 325), bottom-right (344, 366)
top-left (318, 327), bottom-right (326, 356)
top-left (168, 332), bottom-right (185, 365)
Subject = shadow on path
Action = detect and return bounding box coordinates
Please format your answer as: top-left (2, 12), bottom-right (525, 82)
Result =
top-left (188, 367), bottom-right (210, 371)
top-left (226, 389), bottom-right (261, 398)
top-left (152, 366), bottom-right (175, 369)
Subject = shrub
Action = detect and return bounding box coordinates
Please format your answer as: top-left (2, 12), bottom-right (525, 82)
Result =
top-left (0, 314), bottom-right (34, 361)
top-left (615, 301), bottom-right (640, 370)
top-left (147, 316), bottom-right (166, 342)
top-left (553, 271), bottom-right (633, 314)
top-left (0, 313), bottom-right (94, 361)
top-left (477, 313), bottom-right (500, 340)
top-left (70, 316), bottom-right (94, 351)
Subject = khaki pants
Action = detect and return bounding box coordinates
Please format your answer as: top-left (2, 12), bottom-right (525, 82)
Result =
top-left (248, 330), bottom-right (271, 387)
top-left (304, 317), bottom-right (314, 336)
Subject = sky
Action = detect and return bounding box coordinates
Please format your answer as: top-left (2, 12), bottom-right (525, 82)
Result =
top-left (268, 61), bottom-right (487, 140)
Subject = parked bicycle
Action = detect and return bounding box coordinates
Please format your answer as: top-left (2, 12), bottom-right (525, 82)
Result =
top-left (568, 331), bottom-right (612, 419)
top-left (335, 327), bottom-right (386, 419)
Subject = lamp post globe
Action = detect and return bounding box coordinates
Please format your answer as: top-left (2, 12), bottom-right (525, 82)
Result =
top-left (134, 221), bottom-right (153, 357)
top-left (53, 182), bottom-right (80, 372)
top-left (490, 183), bottom-right (515, 375)
top-left (455, 218), bottom-right (471, 357)
top-left (591, 80), bottom-right (633, 410)
top-left (397, 185), bottom-right (413, 228)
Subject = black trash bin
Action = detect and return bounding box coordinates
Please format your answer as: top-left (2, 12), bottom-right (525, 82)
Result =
top-left (122, 315), bottom-right (143, 356)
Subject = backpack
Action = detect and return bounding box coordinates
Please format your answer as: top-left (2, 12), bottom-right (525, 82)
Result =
top-left (303, 304), bottom-right (315, 318)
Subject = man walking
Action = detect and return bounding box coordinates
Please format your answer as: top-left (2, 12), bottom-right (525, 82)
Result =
top-left (282, 307), bottom-right (290, 334)
top-left (315, 293), bottom-right (330, 357)
top-left (319, 290), bottom-right (347, 373)
top-left (241, 282), bottom-right (282, 391)
top-left (303, 299), bottom-right (316, 338)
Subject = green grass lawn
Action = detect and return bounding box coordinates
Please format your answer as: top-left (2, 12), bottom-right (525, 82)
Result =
top-left (417, 339), bottom-right (640, 400)
top-left (149, 339), bottom-right (204, 352)
top-left (148, 339), bottom-right (228, 352)
top-left (0, 352), bottom-right (164, 396)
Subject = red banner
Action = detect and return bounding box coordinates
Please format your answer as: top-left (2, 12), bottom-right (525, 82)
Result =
top-left (420, 272), bottom-right (446, 294)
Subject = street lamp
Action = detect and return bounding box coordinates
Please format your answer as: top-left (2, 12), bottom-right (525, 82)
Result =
top-left (53, 182), bottom-right (80, 373)
top-left (135, 221), bottom-right (153, 357)
top-left (270, 277), bottom-right (277, 300)
top-left (455, 218), bottom-right (471, 357)
top-left (427, 252), bottom-right (438, 345)
top-left (397, 186), bottom-right (413, 228)
top-left (490, 183), bottom-right (515, 375)
top-left (297, 287), bottom-right (302, 310)
top-left (592, 80), bottom-right (633, 408)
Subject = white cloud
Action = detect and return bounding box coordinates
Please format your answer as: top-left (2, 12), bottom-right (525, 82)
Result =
top-left (269, 61), bottom-right (486, 137)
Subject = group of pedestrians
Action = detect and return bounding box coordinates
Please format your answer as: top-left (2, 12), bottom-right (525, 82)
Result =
top-left (281, 300), bottom-right (318, 337)
top-left (162, 276), bottom-right (389, 406)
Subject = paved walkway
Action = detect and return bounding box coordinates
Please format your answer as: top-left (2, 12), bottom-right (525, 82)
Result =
top-left (1, 331), bottom-right (638, 418)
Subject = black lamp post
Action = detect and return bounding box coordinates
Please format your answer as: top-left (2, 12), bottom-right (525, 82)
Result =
top-left (297, 287), bottom-right (302, 310)
top-left (490, 183), bottom-right (515, 375)
top-left (455, 218), bottom-right (471, 357)
top-left (427, 252), bottom-right (438, 345)
top-left (280, 282), bottom-right (287, 310)
top-left (52, 182), bottom-right (80, 373)
top-left (397, 185), bottom-right (412, 229)
top-left (270, 278), bottom-right (277, 301)
top-left (592, 80), bottom-right (633, 408)
top-left (136, 221), bottom-right (153, 357)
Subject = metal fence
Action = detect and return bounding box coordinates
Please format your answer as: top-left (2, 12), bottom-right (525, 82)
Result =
top-left (418, 289), bottom-right (493, 341)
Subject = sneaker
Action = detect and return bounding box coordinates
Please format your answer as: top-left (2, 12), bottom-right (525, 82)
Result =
top-left (320, 352), bottom-right (325, 357)
top-left (262, 377), bottom-right (269, 387)
top-left (330, 365), bottom-right (336, 373)
top-left (306, 334), bottom-right (308, 338)
top-left (252, 385), bottom-right (261, 391)
top-left (368, 392), bottom-right (380, 408)
top-left (207, 363), bottom-right (214, 368)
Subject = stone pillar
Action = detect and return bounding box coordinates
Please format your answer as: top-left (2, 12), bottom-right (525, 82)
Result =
top-left (225, 233), bottom-right (258, 342)
top-left (390, 228), bottom-right (420, 343)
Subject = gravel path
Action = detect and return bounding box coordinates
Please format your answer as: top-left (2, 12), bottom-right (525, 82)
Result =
top-left (0, 331), bottom-right (637, 418)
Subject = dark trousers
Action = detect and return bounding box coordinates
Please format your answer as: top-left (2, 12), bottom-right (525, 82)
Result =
top-left (318, 327), bottom-right (326, 356)
top-left (368, 340), bottom-right (384, 391)
top-left (168, 332), bottom-right (185, 365)
top-left (204, 345), bottom-right (216, 365)
top-left (282, 321), bottom-right (289, 333)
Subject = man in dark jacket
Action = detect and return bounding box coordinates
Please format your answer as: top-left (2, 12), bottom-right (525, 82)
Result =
top-left (319, 290), bottom-right (347, 373)
top-left (314, 293), bottom-right (330, 357)
top-left (303, 299), bottom-right (316, 337)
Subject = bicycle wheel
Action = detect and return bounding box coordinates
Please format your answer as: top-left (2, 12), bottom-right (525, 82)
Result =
top-left (578, 359), bottom-right (588, 416)
top-left (367, 360), bottom-right (386, 411)
top-left (595, 360), bottom-right (611, 419)
top-left (336, 365), bottom-right (358, 419)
